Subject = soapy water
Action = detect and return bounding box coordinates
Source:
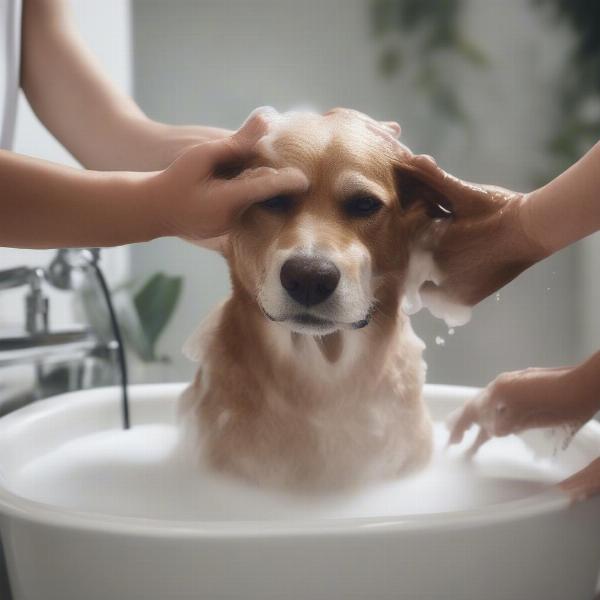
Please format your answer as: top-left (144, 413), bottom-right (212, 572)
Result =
top-left (401, 249), bottom-right (472, 328)
top-left (10, 423), bottom-right (569, 522)
top-left (520, 422), bottom-right (582, 459)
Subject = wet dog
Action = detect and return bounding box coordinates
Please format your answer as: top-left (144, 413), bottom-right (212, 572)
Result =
top-left (181, 108), bottom-right (454, 491)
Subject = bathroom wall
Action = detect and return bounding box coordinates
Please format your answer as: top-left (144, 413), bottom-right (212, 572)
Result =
top-left (130, 0), bottom-right (592, 386)
top-left (580, 236), bottom-right (600, 358)
top-left (0, 3), bottom-right (132, 598)
top-left (0, 0), bottom-right (132, 332)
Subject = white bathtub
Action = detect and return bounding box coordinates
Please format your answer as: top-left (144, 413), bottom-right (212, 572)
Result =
top-left (0, 383), bottom-right (599, 600)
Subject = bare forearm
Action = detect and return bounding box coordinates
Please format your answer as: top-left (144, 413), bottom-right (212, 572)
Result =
top-left (570, 350), bottom-right (600, 414)
top-left (21, 0), bottom-right (230, 171)
top-left (522, 141), bottom-right (600, 254)
top-left (0, 151), bottom-right (158, 248)
top-left (0, 113), bottom-right (309, 250)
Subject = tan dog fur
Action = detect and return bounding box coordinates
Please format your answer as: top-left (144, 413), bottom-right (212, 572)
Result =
top-left (181, 108), bottom-right (446, 491)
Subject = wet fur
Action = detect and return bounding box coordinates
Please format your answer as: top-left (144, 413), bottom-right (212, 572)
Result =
top-left (181, 109), bottom-right (436, 491)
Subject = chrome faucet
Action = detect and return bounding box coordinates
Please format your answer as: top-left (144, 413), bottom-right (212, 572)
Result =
top-left (0, 266), bottom-right (48, 334)
top-left (0, 249), bottom-right (121, 415)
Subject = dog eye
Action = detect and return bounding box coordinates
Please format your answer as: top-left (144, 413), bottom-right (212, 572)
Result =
top-left (260, 195), bottom-right (294, 212)
top-left (344, 196), bottom-right (383, 217)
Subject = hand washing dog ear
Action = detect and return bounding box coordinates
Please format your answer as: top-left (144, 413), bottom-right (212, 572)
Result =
top-left (179, 107), bottom-right (545, 491)
top-left (392, 151), bottom-right (548, 310)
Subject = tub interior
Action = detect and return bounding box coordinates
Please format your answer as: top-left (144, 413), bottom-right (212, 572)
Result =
top-left (0, 384), bottom-right (596, 522)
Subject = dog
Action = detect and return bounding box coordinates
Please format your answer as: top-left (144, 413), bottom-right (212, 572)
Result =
top-left (180, 107), bottom-right (455, 491)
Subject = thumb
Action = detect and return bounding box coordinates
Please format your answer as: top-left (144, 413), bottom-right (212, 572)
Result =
top-left (196, 136), bottom-right (255, 172)
top-left (220, 166), bottom-right (309, 210)
top-left (201, 107), bottom-right (276, 170)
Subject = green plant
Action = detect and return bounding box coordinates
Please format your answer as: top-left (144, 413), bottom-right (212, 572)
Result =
top-left (534, 0), bottom-right (600, 168)
top-left (133, 272), bottom-right (183, 356)
top-left (369, 0), bottom-right (600, 172)
top-left (369, 0), bottom-right (487, 121)
top-left (79, 271), bottom-right (183, 363)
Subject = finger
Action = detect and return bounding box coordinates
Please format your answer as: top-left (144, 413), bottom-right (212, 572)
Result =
top-left (339, 110), bottom-right (401, 139)
top-left (396, 153), bottom-right (499, 217)
top-left (447, 402), bottom-right (478, 446)
top-left (559, 476), bottom-right (590, 504)
top-left (467, 427), bottom-right (490, 458)
top-left (558, 457), bottom-right (600, 504)
top-left (197, 108), bottom-right (278, 171)
top-left (381, 121), bottom-right (401, 137)
top-left (181, 138), bottom-right (252, 174)
top-left (221, 166), bottom-right (309, 209)
top-left (365, 121), bottom-right (412, 155)
top-left (235, 106), bottom-right (277, 144)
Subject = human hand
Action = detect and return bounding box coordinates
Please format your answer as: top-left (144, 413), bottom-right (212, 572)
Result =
top-left (146, 111), bottom-right (309, 241)
top-left (393, 152), bottom-right (548, 307)
top-left (559, 457), bottom-right (600, 503)
top-left (446, 365), bottom-right (598, 456)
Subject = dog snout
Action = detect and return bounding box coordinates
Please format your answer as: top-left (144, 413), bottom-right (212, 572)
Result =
top-left (280, 256), bottom-right (341, 307)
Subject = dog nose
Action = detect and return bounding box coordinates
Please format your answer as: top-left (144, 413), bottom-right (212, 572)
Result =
top-left (280, 256), bottom-right (341, 307)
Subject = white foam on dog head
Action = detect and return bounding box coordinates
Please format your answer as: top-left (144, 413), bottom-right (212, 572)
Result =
top-left (255, 106), bottom-right (334, 164)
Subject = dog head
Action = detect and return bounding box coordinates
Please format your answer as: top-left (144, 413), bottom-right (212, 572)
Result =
top-left (223, 107), bottom-right (453, 336)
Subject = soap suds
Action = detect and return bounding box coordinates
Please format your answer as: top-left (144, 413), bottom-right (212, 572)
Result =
top-left (402, 249), bottom-right (472, 328)
top-left (253, 106), bottom-right (332, 163)
top-left (520, 424), bottom-right (581, 459)
top-left (9, 423), bottom-right (570, 522)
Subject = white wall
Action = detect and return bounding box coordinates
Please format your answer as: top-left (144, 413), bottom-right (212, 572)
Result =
top-left (131, 0), bottom-right (588, 385)
top-left (0, 0), bottom-right (132, 332)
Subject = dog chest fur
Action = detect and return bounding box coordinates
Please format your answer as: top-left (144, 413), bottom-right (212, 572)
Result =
top-left (181, 299), bottom-right (432, 491)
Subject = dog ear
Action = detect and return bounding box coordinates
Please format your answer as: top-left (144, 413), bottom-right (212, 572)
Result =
top-left (395, 153), bottom-right (516, 222)
top-left (394, 154), bottom-right (454, 224)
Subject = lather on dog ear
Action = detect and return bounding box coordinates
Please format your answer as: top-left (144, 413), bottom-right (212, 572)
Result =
top-left (393, 152), bottom-right (546, 306)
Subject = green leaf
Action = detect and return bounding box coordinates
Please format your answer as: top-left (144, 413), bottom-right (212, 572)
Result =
top-left (370, 0), bottom-right (396, 36)
top-left (379, 47), bottom-right (403, 76)
top-left (133, 273), bottom-right (183, 351)
top-left (454, 35), bottom-right (488, 67)
top-left (113, 290), bottom-right (156, 362)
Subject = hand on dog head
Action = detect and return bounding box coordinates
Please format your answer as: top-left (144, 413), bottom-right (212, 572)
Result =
top-left (201, 106), bottom-right (546, 333)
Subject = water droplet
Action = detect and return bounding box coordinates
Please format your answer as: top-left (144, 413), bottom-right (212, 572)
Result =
top-left (448, 328), bottom-right (455, 336)
top-left (435, 336), bottom-right (445, 346)
top-left (495, 292), bottom-right (501, 302)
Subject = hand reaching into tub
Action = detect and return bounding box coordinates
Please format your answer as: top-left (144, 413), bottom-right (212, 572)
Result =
top-left (447, 351), bottom-right (600, 502)
top-left (396, 141), bottom-right (600, 307)
top-left (396, 138), bottom-right (600, 503)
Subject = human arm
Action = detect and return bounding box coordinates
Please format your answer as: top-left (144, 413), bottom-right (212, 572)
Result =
top-left (521, 141), bottom-right (600, 255)
top-left (399, 141), bottom-right (600, 307)
top-left (21, 0), bottom-right (229, 171)
top-left (0, 115), bottom-right (308, 249)
top-left (446, 351), bottom-right (600, 502)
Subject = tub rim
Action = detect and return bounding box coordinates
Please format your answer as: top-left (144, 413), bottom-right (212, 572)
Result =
top-left (0, 383), bottom-right (597, 540)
